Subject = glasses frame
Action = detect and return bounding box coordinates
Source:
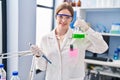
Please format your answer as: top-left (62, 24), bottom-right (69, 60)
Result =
top-left (56, 14), bottom-right (72, 21)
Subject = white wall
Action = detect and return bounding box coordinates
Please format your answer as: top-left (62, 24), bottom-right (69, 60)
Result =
top-left (54, 0), bottom-right (63, 28)
top-left (18, 0), bottom-right (36, 80)
top-left (7, 0), bottom-right (19, 79)
top-left (6, 0), bottom-right (64, 80)
top-left (7, 0), bottom-right (36, 80)
top-left (0, 0), bottom-right (2, 63)
top-left (55, 0), bottom-right (63, 7)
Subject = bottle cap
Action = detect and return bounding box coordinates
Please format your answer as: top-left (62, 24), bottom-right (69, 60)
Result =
top-left (0, 64), bottom-right (4, 68)
top-left (12, 71), bottom-right (18, 76)
top-left (117, 47), bottom-right (120, 52)
top-left (114, 50), bottom-right (118, 53)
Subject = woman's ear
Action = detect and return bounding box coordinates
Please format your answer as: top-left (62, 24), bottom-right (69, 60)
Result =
top-left (71, 18), bottom-right (73, 22)
top-left (55, 15), bottom-right (57, 19)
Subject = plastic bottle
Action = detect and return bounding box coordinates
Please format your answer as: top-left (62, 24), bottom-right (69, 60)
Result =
top-left (116, 46), bottom-right (120, 59)
top-left (0, 64), bottom-right (6, 80)
top-left (10, 71), bottom-right (20, 80)
top-left (77, 0), bottom-right (81, 7)
top-left (110, 23), bottom-right (120, 34)
top-left (72, 0), bottom-right (76, 7)
top-left (113, 50), bottom-right (119, 60)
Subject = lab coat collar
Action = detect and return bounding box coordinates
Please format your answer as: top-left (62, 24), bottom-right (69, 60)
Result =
top-left (48, 27), bottom-right (73, 51)
top-left (48, 27), bottom-right (73, 39)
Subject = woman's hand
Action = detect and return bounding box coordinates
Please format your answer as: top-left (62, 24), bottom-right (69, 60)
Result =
top-left (74, 18), bottom-right (89, 32)
top-left (30, 45), bottom-right (42, 57)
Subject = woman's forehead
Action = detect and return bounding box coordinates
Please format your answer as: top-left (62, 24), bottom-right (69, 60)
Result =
top-left (58, 9), bottom-right (71, 15)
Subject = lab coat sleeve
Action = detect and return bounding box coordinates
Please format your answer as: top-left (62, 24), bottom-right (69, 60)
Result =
top-left (84, 28), bottom-right (108, 54)
top-left (35, 57), bottom-right (47, 71)
top-left (35, 37), bottom-right (47, 71)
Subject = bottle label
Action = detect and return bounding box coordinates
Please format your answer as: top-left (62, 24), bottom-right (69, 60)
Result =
top-left (2, 78), bottom-right (6, 80)
top-left (1, 78), bottom-right (6, 80)
top-left (0, 76), bottom-right (6, 80)
top-left (0, 75), bottom-right (6, 80)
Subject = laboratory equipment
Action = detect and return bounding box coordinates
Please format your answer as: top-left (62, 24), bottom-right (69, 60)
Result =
top-left (72, 30), bottom-right (85, 39)
top-left (72, 7), bottom-right (85, 39)
top-left (85, 56), bottom-right (108, 62)
top-left (28, 43), bottom-right (52, 80)
top-left (28, 56), bottom-right (35, 80)
top-left (113, 49), bottom-right (119, 60)
top-left (84, 70), bottom-right (100, 80)
top-left (29, 43), bottom-right (52, 64)
top-left (0, 64), bottom-right (6, 80)
top-left (72, 0), bottom-right (76, 7)
top-left (77, 0), bottom-right (81, 7)
top-left (0, 51), bottom-right (35, 80)
top-left (0, 47), bottom-right (51, 80)
top-left (10, 71), bottom-right (20, 80)
top-left (110, 23), bottom-right (120, 34)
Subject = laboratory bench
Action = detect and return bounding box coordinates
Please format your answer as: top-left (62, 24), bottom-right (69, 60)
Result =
top-left (84, 59), bottom-right (120, 78)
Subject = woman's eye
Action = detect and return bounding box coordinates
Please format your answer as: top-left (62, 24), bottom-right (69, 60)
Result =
top-left (66, 16), bottom-right (70, 19)
top-left (59, 15), bottom-right (63, 18)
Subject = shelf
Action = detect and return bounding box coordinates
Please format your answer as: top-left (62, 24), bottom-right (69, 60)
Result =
top-left (83, 5), bottom-right (120, 78)
top-left (101, 33), bottom-right (120, 37)
top-left (73, 7), bottom-right (120, 10)
top-left (73, 7), bottom-right (120, 12)
top-left (85, 59), bottom-right (120, 78)
top-left (90, 70), bottom-right (120, 78)
top-left (85, 59), bottom-right (120, 68)
top-left (80, 7), bottom-right (120, 10)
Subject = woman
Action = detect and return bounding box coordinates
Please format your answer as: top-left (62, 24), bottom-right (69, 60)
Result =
top-left (30, 2), bottom-right (108, 80)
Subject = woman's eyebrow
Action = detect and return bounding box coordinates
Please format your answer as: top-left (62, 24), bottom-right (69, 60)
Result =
top-left (57, 14), bottom-right (72, 17)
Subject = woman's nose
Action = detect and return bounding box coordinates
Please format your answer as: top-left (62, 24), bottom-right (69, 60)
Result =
top-left (61, 17), bottom-right (67, 22)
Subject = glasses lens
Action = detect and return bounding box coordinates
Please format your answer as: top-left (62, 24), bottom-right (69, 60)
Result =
top-left (57, 14), bottom-right (72, 20)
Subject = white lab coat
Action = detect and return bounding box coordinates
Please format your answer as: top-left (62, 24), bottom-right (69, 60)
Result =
top-left (35, 27), bottom-right (108, 80)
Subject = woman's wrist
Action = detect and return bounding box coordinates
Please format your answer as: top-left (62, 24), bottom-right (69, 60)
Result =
top-left (36, 55), bottom-right (41, 57)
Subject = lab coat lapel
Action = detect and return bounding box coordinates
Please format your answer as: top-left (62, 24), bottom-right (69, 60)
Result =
top-left (48, 29), bottom-right (61, 53)
top-left (61, 28), bottom-right (73, 51)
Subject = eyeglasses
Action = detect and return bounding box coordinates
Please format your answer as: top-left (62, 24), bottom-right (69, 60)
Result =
top-left (56, 14), bottom-right (72, 20)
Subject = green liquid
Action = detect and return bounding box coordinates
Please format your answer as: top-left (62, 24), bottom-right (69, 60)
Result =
top-left (72, 33), bottom-right (85, 39)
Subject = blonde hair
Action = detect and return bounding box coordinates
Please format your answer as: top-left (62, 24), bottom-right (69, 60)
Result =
top-left (55, 2), bottom-right (74, 18)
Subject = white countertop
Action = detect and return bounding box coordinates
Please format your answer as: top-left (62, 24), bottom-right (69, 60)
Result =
top-left (85, 59), bottom-right (120, 68)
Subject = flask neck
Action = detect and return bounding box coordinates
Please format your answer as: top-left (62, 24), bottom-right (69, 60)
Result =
top-left (77, 0), bottom-right (81, 7)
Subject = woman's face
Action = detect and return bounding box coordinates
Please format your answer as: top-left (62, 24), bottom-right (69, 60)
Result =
top-left (56, 9), bottom-right (72, 30)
